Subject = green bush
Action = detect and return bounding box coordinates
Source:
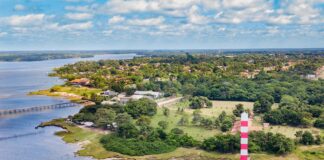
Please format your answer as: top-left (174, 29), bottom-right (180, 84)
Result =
top-left (314, 118), bottom-right (324, 129)
top-left (100, 135), bottom-right (176, 156)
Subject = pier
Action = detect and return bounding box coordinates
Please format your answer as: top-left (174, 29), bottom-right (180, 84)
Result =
top-left (0, 102), bottom-right (81, 116)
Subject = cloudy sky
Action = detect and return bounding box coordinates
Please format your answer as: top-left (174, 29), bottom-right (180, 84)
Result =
top-left (0, 0), bottom-right (323, 50)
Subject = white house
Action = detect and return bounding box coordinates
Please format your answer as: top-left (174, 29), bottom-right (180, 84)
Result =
top-left (134, 91), bottom-right (163, 99)
top-left (120, 95), bottom-right (146, 104)
top-left (102, 90), bottom-right (118, 96)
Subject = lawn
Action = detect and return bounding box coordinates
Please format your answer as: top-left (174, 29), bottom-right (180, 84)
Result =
top-left (150, 100), bottom-right (255, 140)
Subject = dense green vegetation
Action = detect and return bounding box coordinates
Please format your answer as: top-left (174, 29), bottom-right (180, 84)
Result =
top-left (51, 53), bottom-right (324, 157)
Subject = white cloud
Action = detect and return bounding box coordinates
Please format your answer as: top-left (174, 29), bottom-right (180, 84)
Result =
top-left (108, 16), bottom-right (125, 24)
top-left (2, 14), bottom-right (47, 26)
top-left (59, 21), bottom-right (93, 30)
top-left (65, 13), bottom-right (93, 20)
top-left (100, 0), bottom-right (160, 14)
top-left (65, 5), bottom-right (93, 12)
top-left (14, 4), bottom-right (25, 11)
top-left (65, 0), bottom-right (93, 2)
top-left (0, 32), bottom-right (8, 37)
top-left (222, 0), bottom-right (258, 9)
top-left (268, 15), bottom-right (294, 25)
top-left (128, 16), bottom-right (165, 26)
top-left (188, 5), bottom-right (210, 24)
top-left (285, 0), bottom-right (322, 24)
top-left (103, 30), bottom-right (113, 36)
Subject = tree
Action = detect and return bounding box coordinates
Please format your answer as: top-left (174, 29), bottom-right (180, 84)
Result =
top-left (218, 111), bottom-right (227, 122)
top-left (253, 93), bottom-right (274, 114)
top-left (201, 134), bottom-right (240, 153)
top-left (117, 123), bottom-right (139, 139)
top-left (300, 131), bottom-right (314, 145)
top-left (221, 118), bottom-right (233, 132)
top-left (192, 110), bottom-right (202, 125)
top-left (279, 95), bottom-right (300, 110)
top-left (200, 118), bottom-right (214, 129)
top-left (95, 108), bottom-right (116, 128)
top-left (90, 93), bottom-right (105, 105)
top-left (136, 115), bottom-right (151, 126)
top-left (189, 96), bottom-right (212, 109)
top-left (314, 118), bottom-right (324, 129)
top-left (249, 131), bottom-right (295, 154)
top-left (125, 98), bottom-right (157, 118)
top-left (125, 87), bottom-right (136, 96)
top-left (178, 116), bottom-right (189, 126)
top-left (163, 107), bottom-right (170, 117)
top-left (115, 113), bottom-right (133, 126)
top-left (315, 135), bottom-right (323, 145)
top-left (171, 128), bottom-right (184, 135)
top-left (158, 121), bottom-right (169, 129)
top-left (233, 103), bottom-right (244, 117)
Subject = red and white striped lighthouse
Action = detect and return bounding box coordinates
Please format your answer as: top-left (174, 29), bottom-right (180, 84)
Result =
top-left (240, 112), bottom-right (249, 160)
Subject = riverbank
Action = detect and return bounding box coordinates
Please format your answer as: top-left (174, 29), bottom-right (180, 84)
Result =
top-left (29, 85), bottom-right (101, 104)
top-left (37, 118), bottom-right (324, 160)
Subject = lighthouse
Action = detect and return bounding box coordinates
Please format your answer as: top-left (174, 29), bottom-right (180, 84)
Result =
top-left (240, 112), bottom-right (249, 160)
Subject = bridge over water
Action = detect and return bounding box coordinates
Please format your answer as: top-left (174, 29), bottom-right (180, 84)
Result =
top-left (0, 102), bottom-right (81, 116)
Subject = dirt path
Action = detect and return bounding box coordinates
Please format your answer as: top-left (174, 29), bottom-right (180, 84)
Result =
top-left (156, 97), bottom-right (183, 107)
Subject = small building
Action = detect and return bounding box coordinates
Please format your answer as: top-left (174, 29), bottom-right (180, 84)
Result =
top-left (305, 74), bottom-right (316, 80)
top-left (120, 95), bottom-right (146, 104)
top-left (101, 100), bottom-right (117, 105)
top-left (70, 78), bottom-right (90, 86)
top-left (80, 121), bottom-right (94, 127)
top-left (102, 90), bottom-right (118, 96)
top-left (134, 91), bottom-right (163, 99)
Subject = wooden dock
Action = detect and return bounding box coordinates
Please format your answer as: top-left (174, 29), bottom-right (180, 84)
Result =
top-left (0, 102), bottom-right (81, 116)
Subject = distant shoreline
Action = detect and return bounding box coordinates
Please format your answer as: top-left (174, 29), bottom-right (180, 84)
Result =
top-left (1, 48), bottom-right (323, 62)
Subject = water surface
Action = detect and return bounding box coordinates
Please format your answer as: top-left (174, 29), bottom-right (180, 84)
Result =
top-left (0, 54), bottom-right (136, 160)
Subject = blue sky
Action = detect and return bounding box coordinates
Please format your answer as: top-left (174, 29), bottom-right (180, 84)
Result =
top-left (0, 0), bottom-right (323, 50)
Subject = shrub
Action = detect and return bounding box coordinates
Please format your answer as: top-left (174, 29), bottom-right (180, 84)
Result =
top-left (189, 96), bottom-right (212, 109)
top-left (158, 121), bottom-right (169, 129)
top-left (314, 118), bottom-right (324, 129)
top-left (201, 134), bottom-right (240, 153)
top-left (100, 135), bottom-right (176, 156)
top-left (166, 134), bottom-right (198, 147)
top-left (170, 128), bottom-right (184, 135)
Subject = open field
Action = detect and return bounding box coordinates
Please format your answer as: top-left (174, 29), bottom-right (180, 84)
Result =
top-left (150, 100), bottom-right (253, 140)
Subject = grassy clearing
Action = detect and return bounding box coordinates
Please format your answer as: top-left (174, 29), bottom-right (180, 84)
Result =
top-left (264, 126), bottom-right (322, 138)
top-left (29, 85), bottom-right (102, 100)
top-left (150, 107), bottom-right (220, 141)
top-left (253, 114), bottom-right (322, 139)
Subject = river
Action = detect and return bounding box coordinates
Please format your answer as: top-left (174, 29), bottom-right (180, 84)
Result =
top-left (0, 54), bottom-right (136, 160)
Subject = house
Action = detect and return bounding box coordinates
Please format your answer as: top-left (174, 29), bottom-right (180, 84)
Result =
top-left (305, 74), bottom-right (316, 80)
top-left (70, 78), bottom-right (90, 86)
top-left (80, 121), bottom-right (94, 127)
top-left (101, 100), bottom-right (117, 105)
top-left (120, 95), bottom-right (146, 104)
top-left (134, 91), bottom-right (163, 99)
top-left (102, 90), bottom-right (118, 96)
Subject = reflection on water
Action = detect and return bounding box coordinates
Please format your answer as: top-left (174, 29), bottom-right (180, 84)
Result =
top-left (0, 54), bottom-right (136, 160)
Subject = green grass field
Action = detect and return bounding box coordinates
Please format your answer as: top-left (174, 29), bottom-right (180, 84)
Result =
top-left (149, 100), bottom-right (255, 140)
